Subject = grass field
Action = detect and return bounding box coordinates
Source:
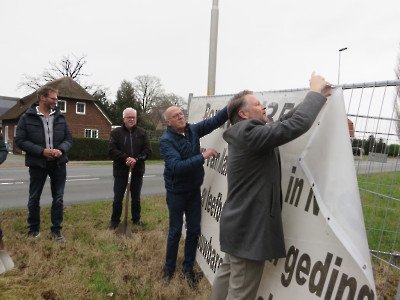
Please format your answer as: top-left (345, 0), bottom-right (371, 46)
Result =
top-left (357, 171), bottom-right (400, 299)
top-left (0, 196), bottom-right (211, 300)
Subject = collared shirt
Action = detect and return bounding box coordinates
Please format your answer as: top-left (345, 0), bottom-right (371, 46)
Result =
top-left (36, 106), bottom-right (56, 150)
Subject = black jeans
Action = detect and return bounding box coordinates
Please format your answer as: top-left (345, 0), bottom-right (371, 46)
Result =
top-left (28, 161), bottom-right (66, 232)
top-left (111, 174), bottom-right (143, 225)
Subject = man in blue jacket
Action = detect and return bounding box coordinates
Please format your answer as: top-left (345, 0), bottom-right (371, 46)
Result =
top-left (160, 105), bottom-right (228, 288)
top-left (16, 86), bottom-right (72, 242)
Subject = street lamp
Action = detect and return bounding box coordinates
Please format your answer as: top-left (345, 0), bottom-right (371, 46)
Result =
top-left (338, 47), bottom-right (348, 85)
top-left (207, 0), bottom-right (219, 96)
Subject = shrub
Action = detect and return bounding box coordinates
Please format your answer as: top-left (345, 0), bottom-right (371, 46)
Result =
top-left (68, 137), bottom-right (109, 160)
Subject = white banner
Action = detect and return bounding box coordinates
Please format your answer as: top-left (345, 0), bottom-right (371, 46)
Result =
top-left (189, 88), bottom-right (376, 300)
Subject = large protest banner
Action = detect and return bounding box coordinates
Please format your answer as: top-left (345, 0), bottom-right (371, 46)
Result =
top-left (188, 88), bottom-right (376, 299)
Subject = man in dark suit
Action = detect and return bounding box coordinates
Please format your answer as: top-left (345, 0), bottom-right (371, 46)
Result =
top-left (210, 73), bottom-right (332, 299)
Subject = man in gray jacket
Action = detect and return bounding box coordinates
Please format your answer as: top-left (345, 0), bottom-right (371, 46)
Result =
top-left (210, 73), bottom-right (332, 299)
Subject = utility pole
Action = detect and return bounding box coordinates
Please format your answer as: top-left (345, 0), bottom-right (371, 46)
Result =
top-left (207, 0), bottom-right (219, 96)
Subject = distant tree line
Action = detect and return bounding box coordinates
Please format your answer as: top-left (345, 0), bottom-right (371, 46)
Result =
top-left (19, 54), bottom-right (187, 132)
top-left (352, 135), bottom-right (400, 156)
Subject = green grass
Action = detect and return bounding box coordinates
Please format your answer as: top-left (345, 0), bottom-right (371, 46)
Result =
top-left (0, 196), bottom-right (210, 300)
top-left (357, 171), bottom-right (400, 252)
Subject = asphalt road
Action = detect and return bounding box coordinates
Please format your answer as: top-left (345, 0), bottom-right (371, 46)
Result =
top-left (1, 155), bottom-right (398, 210)
top-left (0, 154), bottom-right (165, 209)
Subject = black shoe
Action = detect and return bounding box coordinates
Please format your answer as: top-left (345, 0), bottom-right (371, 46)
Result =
top-left (181, 269), bottom-right (203, 289)
top-left (133, 220), bottom-right (145, 227)
top-left (51, 231), bottom-right (66, 243)
top-left (108, 223), bottom-right (119, 230)
top-left (26, 231), bottom-right (40, 239)
top-left (162, 269), bottom-right (174, 286)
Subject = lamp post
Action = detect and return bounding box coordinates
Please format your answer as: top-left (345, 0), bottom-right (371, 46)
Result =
top-left (338, 47), bottom-right (348, 85)
top-left (207, 0), bottom-right (219, 96)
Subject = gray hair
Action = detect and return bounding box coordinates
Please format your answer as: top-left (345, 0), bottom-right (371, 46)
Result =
top-left (122, 107), bottom-right (137, 118)
top-left (227, 90), bottom-right (253, 125)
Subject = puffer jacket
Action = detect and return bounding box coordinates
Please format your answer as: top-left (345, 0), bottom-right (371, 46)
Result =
top-left (15, 104), bottom-right (72, 168)
top-left (0, 133), bottom-right (8, 164)
top-left (160, 106), bottom-right (228, 193)
top-left (108, 124), bottom-right (152, 177)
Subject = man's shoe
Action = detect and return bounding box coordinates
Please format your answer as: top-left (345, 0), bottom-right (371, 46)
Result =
top-left (181, 269), bottom-right (203, 289)
top-left (51, 231), bottom-right (66, 243)
top-left (26, 231), bottom-right (40, 239)
top-left (162, 269), bottom-right (174, 286)
top-left (133, 220), bottom-right (145, 227)
top-left (108, 223), bottom-right (118, 230)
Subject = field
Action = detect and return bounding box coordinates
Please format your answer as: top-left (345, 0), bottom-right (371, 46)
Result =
top-left (0, 196), bottom-right (211, 300)
top-left (358, 171), bottom-right (400, 299)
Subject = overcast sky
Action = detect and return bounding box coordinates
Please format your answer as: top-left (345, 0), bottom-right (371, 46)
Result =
top-left (1, 0), bottom-right (399, 101)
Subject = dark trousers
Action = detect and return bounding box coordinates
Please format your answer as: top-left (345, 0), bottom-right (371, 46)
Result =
top-left (164, 189), bottom-right (201, 272)
top-left (111, 174), bottom-right (143, 225)
top-left (28, 161), bottom-right (66, 232)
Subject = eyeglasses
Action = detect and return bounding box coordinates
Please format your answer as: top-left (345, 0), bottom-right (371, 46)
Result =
top-left (47, 96), bottom-right (58, 101)
top-left (169, 112), bottom-right (184, 120)
top-left (124, 116), bottom-right (136, 120)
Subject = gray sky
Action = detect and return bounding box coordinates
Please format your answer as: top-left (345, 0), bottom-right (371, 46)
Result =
top-left (1, 0), bottom-right (399, 100)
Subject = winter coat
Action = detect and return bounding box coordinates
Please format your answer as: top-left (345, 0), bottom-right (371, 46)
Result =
top-left (220, 91), bottom-right (327, 261)
top-left (0, 133), bottom-right (7, 164)
top-left (108, 124), bottom-right (152, 177)
top-left (15, 104), bottom-right (72, 168)
top-left (160, 107), bottom-right (228, 193)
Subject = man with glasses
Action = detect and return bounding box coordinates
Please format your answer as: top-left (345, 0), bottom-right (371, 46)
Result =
top-left (16, 86), bottom-right (72, 242)
top-left (108, 107), bottom-right (152, 230)
top-left (160, 105), bottom-right (228, 289)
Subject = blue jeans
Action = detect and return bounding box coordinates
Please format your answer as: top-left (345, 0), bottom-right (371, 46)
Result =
top-left (111, 174), bottom-right (143, 225)
top-left (164, 189), bottom-right (201, 272)
top-left (28, 161), bottom-right (66, 232)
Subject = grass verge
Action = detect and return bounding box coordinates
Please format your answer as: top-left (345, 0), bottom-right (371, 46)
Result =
top-left (0, 196), bottom-right (210, 300)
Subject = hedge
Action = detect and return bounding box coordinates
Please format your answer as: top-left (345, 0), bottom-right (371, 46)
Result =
top-left (68, 137), bottom-right (161, 161)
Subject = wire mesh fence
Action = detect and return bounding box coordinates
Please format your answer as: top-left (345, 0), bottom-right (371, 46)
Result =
top-left (343, 80), bottom-right (400, 300)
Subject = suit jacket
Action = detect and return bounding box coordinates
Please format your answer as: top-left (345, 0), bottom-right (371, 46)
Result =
top-left (220, 91), bottom-right (327, 261)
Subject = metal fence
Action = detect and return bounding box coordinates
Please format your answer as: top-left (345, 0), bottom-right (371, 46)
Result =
top-left (342, 80), bottom-right (400, 300)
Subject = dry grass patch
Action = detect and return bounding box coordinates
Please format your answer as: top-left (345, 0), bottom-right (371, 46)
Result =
top-left (0, 196), bottom-right (211, 299)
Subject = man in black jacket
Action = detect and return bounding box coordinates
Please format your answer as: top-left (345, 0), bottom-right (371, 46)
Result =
top-left (108, 107), bottom-right (152, 229)
top-left (16, 86), bottom-right (72, 242)
top-left (0, 133), bottom-right (8, 250)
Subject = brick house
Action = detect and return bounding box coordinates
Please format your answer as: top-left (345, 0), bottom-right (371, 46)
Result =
top-left (0, 77), bottom-right (112, 152)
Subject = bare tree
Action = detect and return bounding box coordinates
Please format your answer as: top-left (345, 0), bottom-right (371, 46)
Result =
top-left (19, 54), bottom-right (90, 91)
top-left (133, 75), bottom-right (164, 114)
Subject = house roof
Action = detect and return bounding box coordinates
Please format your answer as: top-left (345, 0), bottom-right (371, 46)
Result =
top-left (0, 77), bottom-right (96, 121)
